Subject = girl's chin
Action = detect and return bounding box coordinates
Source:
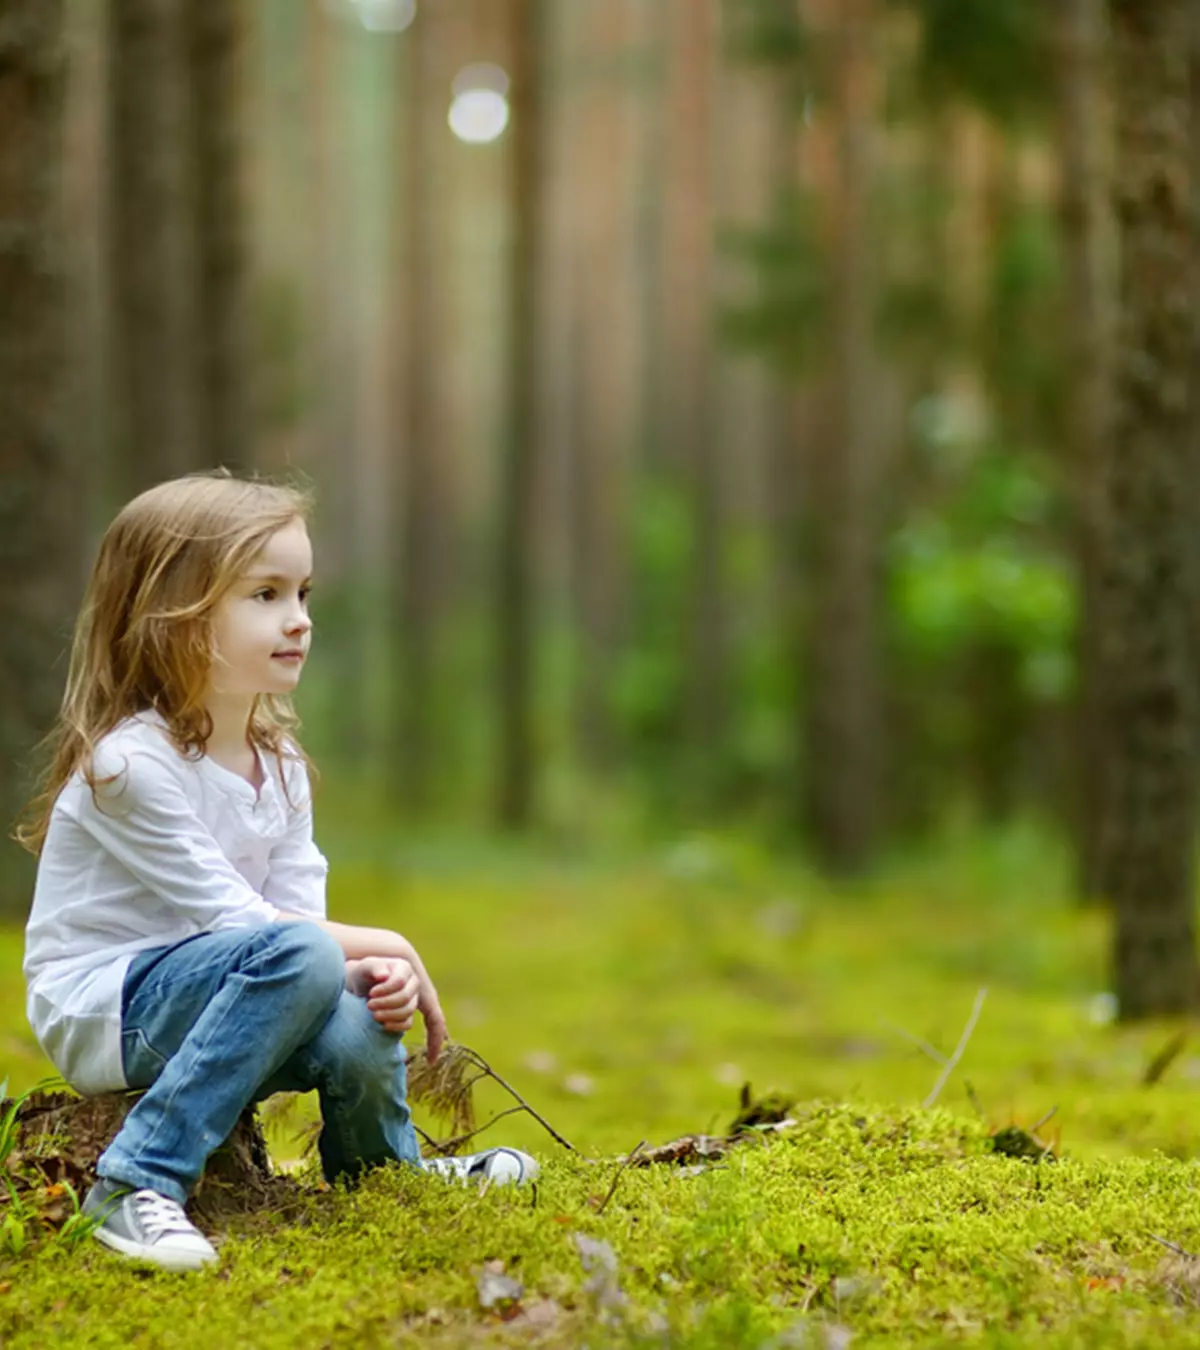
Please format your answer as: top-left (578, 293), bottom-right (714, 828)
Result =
top-left (263, 665), bottom-right (304, 689)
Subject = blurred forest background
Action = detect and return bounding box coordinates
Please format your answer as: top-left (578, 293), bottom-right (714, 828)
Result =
top-left (2, 1), bottom-right (1197, 1019)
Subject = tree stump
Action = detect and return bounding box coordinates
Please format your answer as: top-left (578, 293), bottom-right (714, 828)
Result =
top-left (3, 1089), bottom-right (302, 1230)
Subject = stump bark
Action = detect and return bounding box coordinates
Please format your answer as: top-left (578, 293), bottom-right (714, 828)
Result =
top-left (3, 1089), bottom-right (300, 1229)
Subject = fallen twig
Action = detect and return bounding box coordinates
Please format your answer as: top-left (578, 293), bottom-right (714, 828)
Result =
top-left (924, 987), bottom-right (987, 1108)
top-left (419, 1105), bottom-right (530, 1157)
top-left (881, 1020), bottom-right (948, 1066)
top-left (596, 1141), bottom-right (647, 1216)
top-left (1031, 1106), bottom-right (1058, 1133)
top-left (459, 1048), bottom-right (578, 1153)
top-left (1143, 1030), bottom-right (1189, 1087)
top-left (1152, 1234), bottom-right (1197, 1260)
top-left (408, 1043), bottom-right (577, 1155)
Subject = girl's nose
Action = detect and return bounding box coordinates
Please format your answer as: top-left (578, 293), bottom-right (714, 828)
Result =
top-left (286, 609), bottom-right (312, 636)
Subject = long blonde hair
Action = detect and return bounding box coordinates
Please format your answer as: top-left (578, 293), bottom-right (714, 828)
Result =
top-left (16, 471), bottom-right (315, 855)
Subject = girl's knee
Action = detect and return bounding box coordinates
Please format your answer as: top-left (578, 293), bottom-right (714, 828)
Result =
top-left (320, 991), bottom-right (405, 1085)
top-left (261, 921), bottom-right (345, 1007)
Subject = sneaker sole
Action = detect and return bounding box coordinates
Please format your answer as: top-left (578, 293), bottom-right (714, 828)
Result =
top-left (93, 1224), bottom-right (217, 1272)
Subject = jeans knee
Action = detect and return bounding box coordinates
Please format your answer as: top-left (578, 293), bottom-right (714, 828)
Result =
top-left (319, 992), bottom-right (406, 1091)
top-left (264, 921), bottom-right (346, 1014)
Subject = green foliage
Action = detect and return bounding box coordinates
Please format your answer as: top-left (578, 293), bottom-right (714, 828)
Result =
top-left (722, 0), bottom-right (809, 68)
top-left (890, 450), bottom-right (1073, 704)
top-left (986, 201), bottom-right (1064, 437)
top-left (607, 483), bottom-right (796, 823)
top-left (885, 440), bottom-right (1073, 824)
top-left (720, 191), bottom-right (826, 375)
top-left (610, 482), bottom-right (693, 767)
top-left (891, 0), bottom-right (1050, 125)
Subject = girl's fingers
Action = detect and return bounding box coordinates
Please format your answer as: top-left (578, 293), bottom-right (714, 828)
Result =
top-left (367, 982), bottom-right (420, 1011)
top-left (370, 965), bottom-right (417, 998)
top-left (424, 1006), bottom-right (448, 1065)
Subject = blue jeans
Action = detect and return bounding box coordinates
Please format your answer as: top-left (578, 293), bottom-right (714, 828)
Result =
top-left (97, 921), bottom-right (422, 1205)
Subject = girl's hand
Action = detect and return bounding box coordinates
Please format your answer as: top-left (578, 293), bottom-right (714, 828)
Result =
top-left (347, 956), bottom-right (420, 1034)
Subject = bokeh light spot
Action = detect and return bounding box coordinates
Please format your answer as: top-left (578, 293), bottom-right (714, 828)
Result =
top-left (448, 87), bottom-right (510, 145)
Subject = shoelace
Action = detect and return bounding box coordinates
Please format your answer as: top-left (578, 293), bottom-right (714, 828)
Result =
top-left (132, 1190), bottom-right (195, 1241)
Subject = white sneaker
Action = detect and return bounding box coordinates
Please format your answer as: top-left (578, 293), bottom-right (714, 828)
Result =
top-left (421, 1147), bottom-right (540, 1186)
top-left (82, 1179), bottom-right (217, 1271)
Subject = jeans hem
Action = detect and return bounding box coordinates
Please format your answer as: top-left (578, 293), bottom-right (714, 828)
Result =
top-left (96, 1159), bottom-right (189, 1208)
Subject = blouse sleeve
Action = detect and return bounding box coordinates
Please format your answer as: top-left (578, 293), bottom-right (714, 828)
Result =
top-left (76, 740), bottom-right (282, 931)
top-left (261, 755), bottom-right (329, 919)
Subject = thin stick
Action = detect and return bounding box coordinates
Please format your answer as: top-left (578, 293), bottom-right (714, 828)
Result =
top-left (462, 1049), bottom-right (577, 1152)
top-left (1152, 1234), bottom-right (1197, 1260)
top-left (596, 1141), bottom-right (647, 1216)
top-left (1031, 1106), bottom-right (1058, 1133)
top-left (881, 1020), bottom-right (948, 1065)
top-left (423, 1105), bottom-right (529, 1156)
top-left (924, 988), bottom-right (987, 1108)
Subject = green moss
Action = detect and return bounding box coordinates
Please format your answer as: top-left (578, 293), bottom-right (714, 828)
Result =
top-left (5, 835), bottom-right (1200, 1345)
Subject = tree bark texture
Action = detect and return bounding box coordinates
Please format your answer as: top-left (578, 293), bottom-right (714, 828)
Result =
top-left (1057, 0), bottom-right (1114, 902)
top-left (189, 0), bottom-right (251, 473)
top-left (1102, 0), bottom-right (1198, 1017)
top-left (496, 0), bottom-right (545, 828)
top-left (108, 0), bottom-right (202, 493)
top-left (804, 0), bottom-right (883, 873)
top-left (0, 0), bottom-right (77, 915)
top-left (4, 1091), bottom-right (289, 1229)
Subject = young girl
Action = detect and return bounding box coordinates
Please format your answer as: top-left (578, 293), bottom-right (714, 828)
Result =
top-left (19, 472), bottom-right (536, 1272)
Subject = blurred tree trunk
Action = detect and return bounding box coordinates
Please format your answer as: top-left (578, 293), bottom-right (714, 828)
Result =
top-left (496, 0), bottom-right (545, 828)
top-left (1192, 0), bottom-right (1200, 767)
top-left (629, 0), bottom-right (667, 474)
top-left (663, 0), bottom-right (726, 798)
top-left (65, 0), bottom-right (109, 541)
top-left (764, 43), bottom-right (804, 640)
top-left (1057, 0), bottom-right (1114, 902)
top-left (567, 0), bottom-right (635, 778)
top-left (1102, 0), bottom-right (1198, 1018)
top-left (108, 0), bottom-right (201, 493)
top-left (804, 0), bottom-right (882, 872)
top-left (0, 0), bottom-right (77, 913)
top-left (189, 0), bottom-right (251, 472)
top-left (392, 4), bottom-right (443, 813)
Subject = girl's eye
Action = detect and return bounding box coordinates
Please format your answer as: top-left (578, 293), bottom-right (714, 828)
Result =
top-left (300, 586), bottom-right (312, 604)
top-left (254, 588), bottom-right (277, 602)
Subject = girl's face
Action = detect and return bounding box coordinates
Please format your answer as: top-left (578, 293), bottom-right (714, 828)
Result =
top-left (207, 519), bottom-right (314, 702)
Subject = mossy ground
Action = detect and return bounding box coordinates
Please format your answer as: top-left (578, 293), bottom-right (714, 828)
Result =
top-left (5, 823), bottom-right (1200, 1347)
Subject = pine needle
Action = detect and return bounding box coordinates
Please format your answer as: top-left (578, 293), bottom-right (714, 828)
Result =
top-left (406, 1042), bottom-right (478, 1138)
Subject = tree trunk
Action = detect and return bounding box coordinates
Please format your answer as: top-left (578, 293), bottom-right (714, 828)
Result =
top-left (189, 0), bottom-right (251, 473)
top-left (629, 0), bottom-right (667, 476)
top-left (495, 0), bottom-right (545, 829)
top-left (0, 0), bottom-right (76, 915)
top-left (1102, 0), bottom-right (1198, 1018)
top-left (1057, 0), bottom-right (1114, 900)
top-left (804, 0), bottom-right (882, 873)
top-left (5, 1091), bottom-right (287, 1229)
top-left (393, 3), bottom-right (443, 814)
top-left (566, 0), bottom-right (636, 779)
top-left (107, 0), bottom-right (201, 494)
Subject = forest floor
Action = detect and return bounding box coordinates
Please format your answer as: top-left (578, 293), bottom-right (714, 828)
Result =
top-left (4, 823), bottom-right (1200, 1347)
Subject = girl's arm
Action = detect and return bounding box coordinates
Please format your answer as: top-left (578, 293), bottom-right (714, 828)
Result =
top-left (276, 910), bottom-right (448, 1063)
top-left (276, 913), bottom-right (419, 963)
